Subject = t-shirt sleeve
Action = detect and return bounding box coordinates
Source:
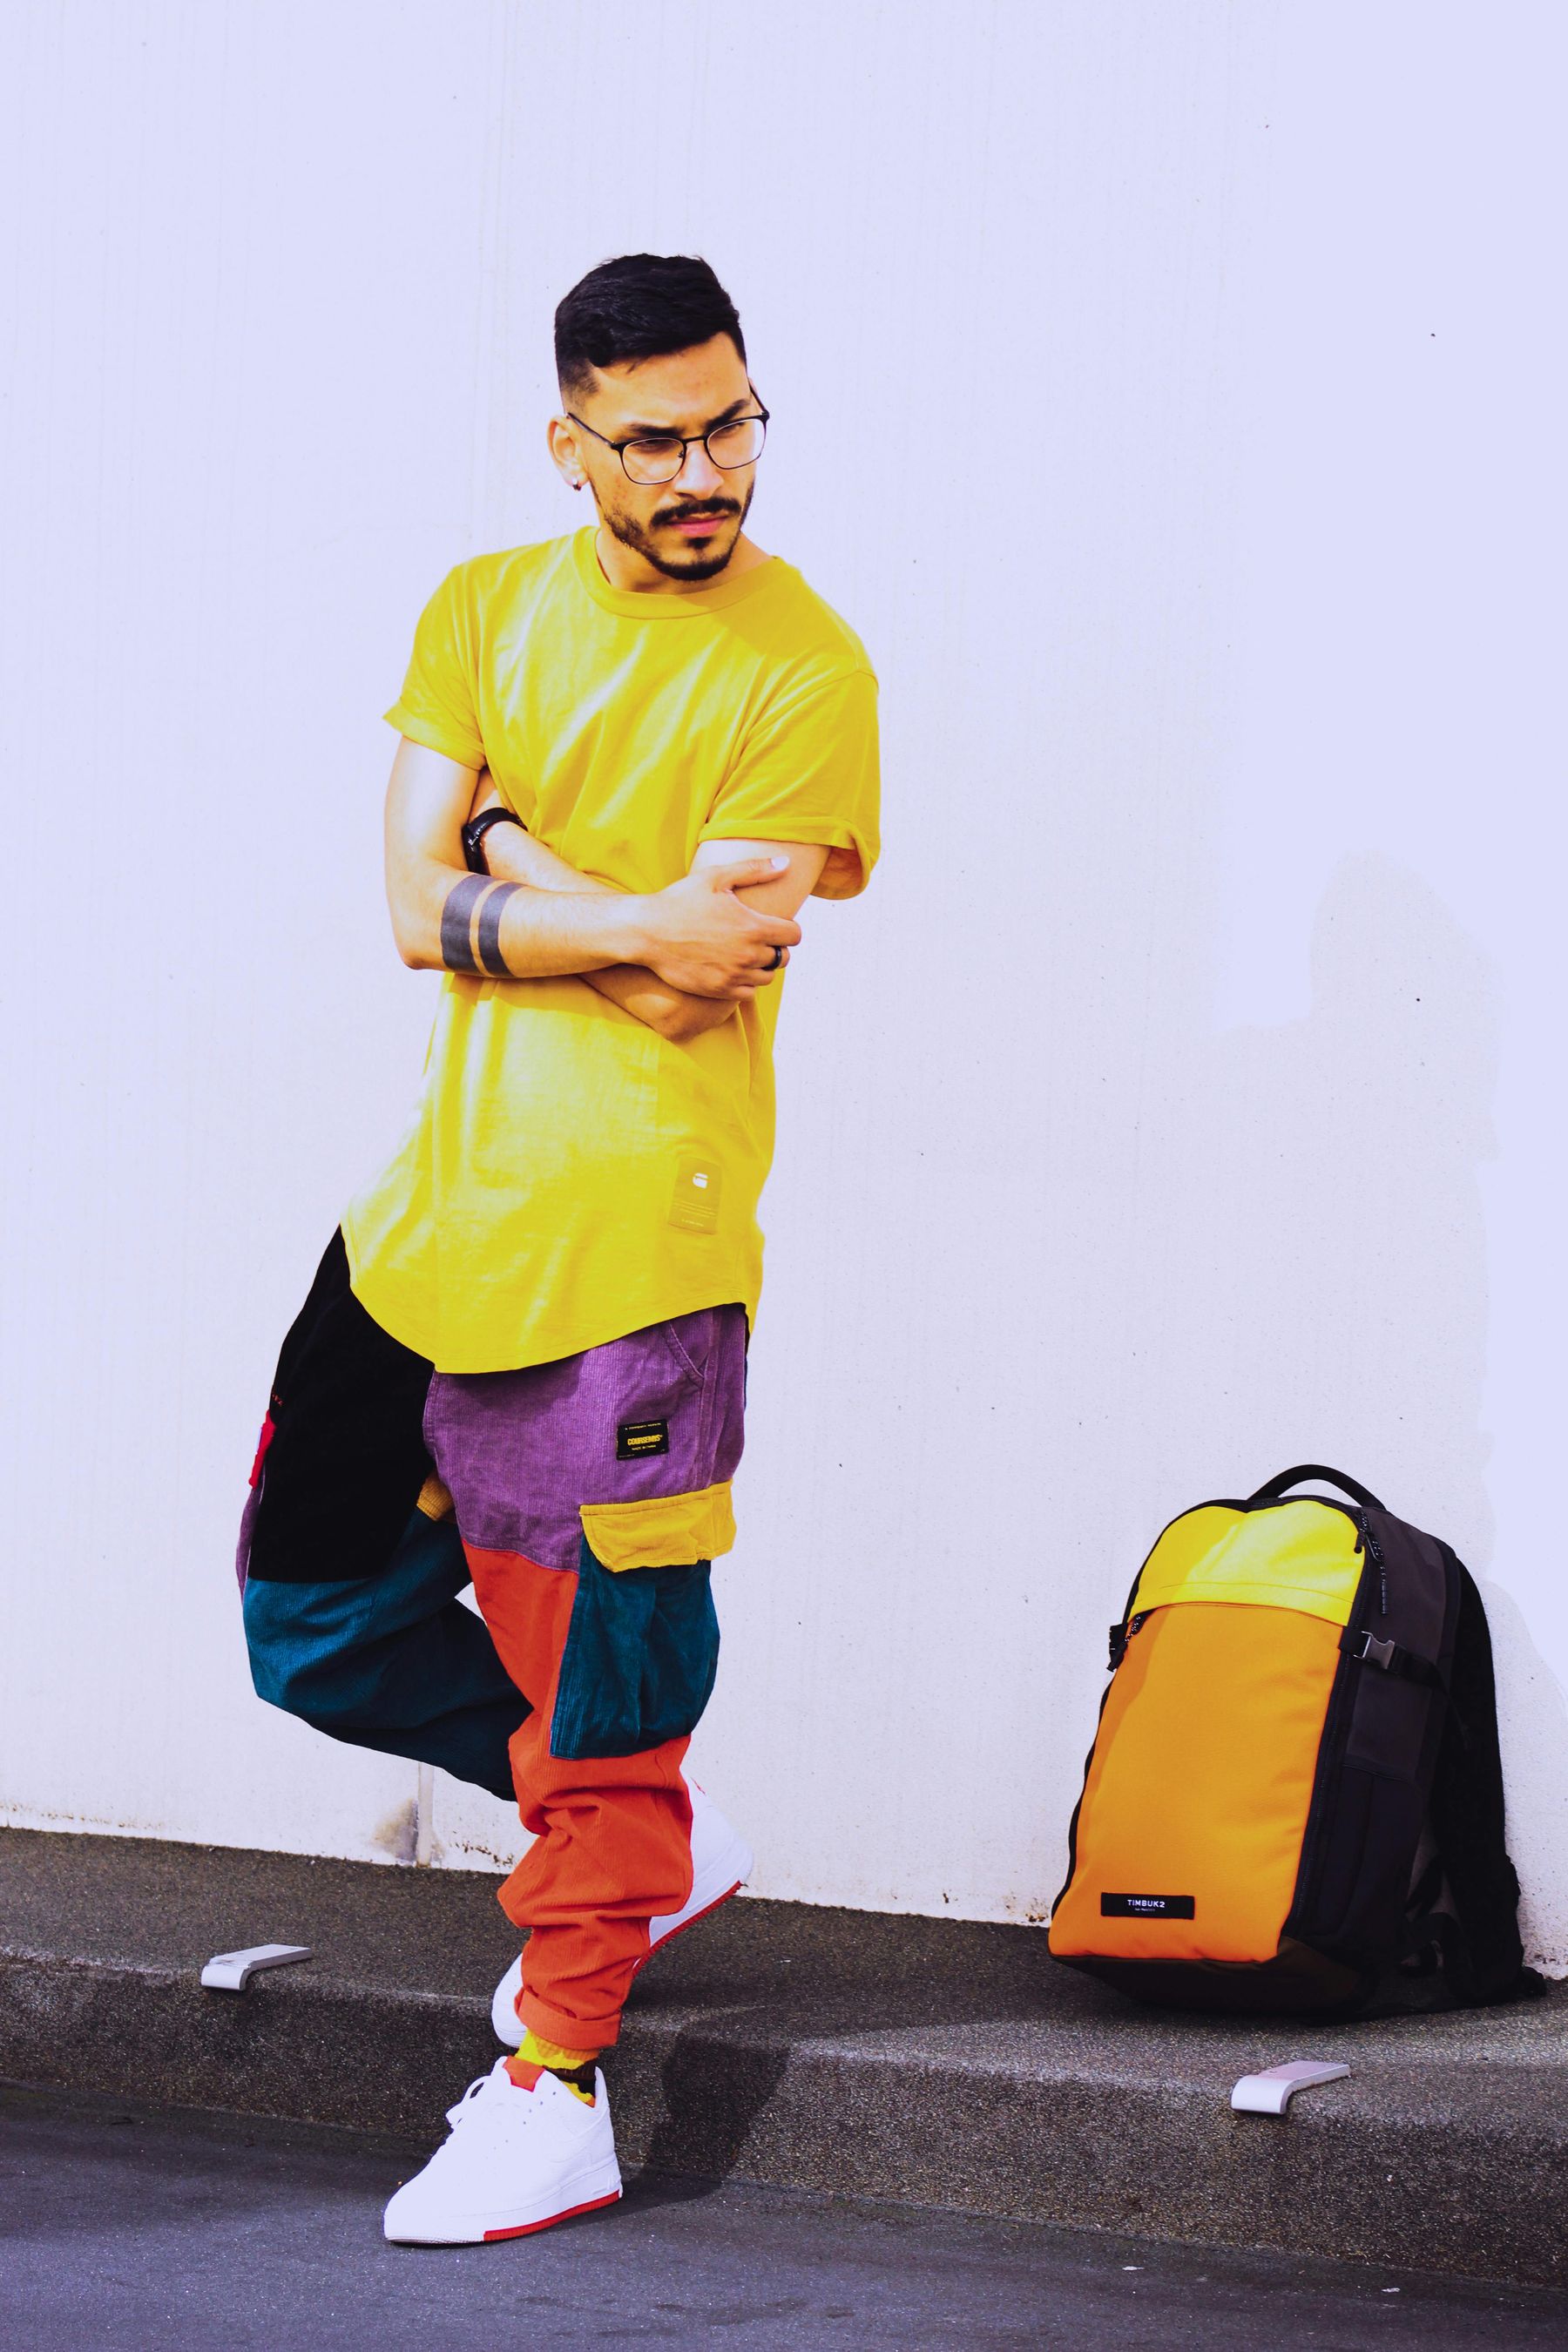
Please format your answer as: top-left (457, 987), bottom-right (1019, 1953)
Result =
top-left (382, 565), bottom-right (487, 770)
top-left (698, 666), bottom-right (881, 900)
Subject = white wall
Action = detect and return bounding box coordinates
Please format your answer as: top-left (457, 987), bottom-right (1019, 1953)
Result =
top-left (3, 3), bottom-right (1564, 1970)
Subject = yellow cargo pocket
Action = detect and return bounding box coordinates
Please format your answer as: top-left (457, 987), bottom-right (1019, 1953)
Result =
top-left (578, 1482), bottom-right (736, 1573)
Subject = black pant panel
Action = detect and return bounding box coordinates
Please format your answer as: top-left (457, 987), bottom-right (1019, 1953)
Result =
top-left (246, 1230), bottom-right (436, 1585)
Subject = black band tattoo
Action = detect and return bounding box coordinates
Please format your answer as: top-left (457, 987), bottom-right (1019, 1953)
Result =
top-left (475, 882), bottom-right (520, 978)
top-left (439, 874), bottom-right (490, 973)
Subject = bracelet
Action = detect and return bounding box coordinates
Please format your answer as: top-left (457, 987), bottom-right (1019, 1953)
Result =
top-left (462, 807), bottom-right (526, 875)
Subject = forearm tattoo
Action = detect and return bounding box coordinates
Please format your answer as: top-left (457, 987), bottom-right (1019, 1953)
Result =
top-left (475, 881), bottom-right (519, 977)
top-left (440, 876), bottom-right (520, 978)
top-left (439, 875), bottom-right (488, 972)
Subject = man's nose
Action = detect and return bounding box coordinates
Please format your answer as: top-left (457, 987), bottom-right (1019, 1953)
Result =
top-left (673, 439), bottom-right (725, 496)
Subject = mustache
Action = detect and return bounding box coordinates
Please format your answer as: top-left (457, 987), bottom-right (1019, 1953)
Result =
top-left (652, 499), bottom-right (741, 527)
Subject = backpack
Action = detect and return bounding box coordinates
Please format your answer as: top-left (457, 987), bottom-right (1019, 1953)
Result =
top-left (1048, 1464), bottom-right (1544, 2015)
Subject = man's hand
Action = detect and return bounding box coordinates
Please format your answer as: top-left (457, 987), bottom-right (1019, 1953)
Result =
top-left (469, 771), bottom-right (804, 994)
top-left (385, 747), bottom-right (823, 1038)
top-left (468, 781), bottom-right (808, 1037)
top-left (636, 859), bottom-right (801, 998)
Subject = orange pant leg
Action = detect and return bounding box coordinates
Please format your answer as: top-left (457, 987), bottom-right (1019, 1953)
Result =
top-left (465, 1542), bottom-right (695, 2049)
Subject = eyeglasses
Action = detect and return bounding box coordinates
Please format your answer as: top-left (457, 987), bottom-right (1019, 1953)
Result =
top-left (567, 406), bottom-right (769, 487)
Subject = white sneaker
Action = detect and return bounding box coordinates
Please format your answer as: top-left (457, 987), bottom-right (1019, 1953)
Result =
top-left (490, 1781), bottom-right (754, 2045)
top-left (382, 2058), bottom-right (621, 2245)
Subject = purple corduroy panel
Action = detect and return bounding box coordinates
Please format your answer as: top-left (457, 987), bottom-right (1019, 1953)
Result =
top-left (424, 1303), bottom-right (747, 1570)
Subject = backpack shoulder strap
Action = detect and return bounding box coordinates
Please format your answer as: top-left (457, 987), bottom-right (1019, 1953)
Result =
top-left (1420, 1557), bottom-right (1545, 2005)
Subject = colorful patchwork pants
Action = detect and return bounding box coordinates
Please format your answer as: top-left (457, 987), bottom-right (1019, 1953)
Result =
top-left (240, 1232), bottom-right (747, 2046)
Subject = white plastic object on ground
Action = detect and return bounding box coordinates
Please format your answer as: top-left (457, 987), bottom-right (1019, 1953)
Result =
top-left (199, 1943), bottom-right (313, 1991)
top-left (1230, 2059), bottom-right (1349, 2114)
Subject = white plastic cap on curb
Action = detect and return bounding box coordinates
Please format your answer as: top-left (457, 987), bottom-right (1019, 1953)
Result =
top-left (1230, 2059), bottom-right (1349, 2115)
top-left (199, 1943), bottom-right (313, 1992)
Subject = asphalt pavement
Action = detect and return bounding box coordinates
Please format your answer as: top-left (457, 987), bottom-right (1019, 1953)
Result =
top-left (2, 2082), bottom-right (1564, 2351)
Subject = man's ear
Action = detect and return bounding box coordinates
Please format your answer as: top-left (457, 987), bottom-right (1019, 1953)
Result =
top-left (546, 413), bottom-right (587, 490)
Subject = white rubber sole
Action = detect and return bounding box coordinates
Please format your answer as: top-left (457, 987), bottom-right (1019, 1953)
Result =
top-left (635, 1866), bottom-right (747, 1976)
top-left (384, 2160), bottom-right (624, 2246)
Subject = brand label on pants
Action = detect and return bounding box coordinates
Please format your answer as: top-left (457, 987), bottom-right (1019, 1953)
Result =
top-left (617, 1418), bottom-right (671, 1460)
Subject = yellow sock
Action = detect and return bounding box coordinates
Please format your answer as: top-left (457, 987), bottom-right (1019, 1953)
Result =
top-left (513, 2028), bottom-right (600, 2105)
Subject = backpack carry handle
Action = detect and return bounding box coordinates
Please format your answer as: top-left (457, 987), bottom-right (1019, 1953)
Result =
top-left (1249, 1463), bottom-right (1386, 1511)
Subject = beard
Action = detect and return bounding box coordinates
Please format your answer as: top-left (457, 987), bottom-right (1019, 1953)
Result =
top-left (598, 478), bottom-right (754, 582)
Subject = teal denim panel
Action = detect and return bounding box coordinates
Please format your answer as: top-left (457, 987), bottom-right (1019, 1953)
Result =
top-left (242, 1508), bottom-right (527, 1797)
top-left (549, 1536), bottom-right (720, 1761)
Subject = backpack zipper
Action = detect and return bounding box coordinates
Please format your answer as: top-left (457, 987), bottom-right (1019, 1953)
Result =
top-left (1355, 1511), bottom-right (1388, 1617)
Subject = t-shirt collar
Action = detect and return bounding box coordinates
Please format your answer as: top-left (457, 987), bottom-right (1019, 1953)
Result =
top-left (571, 525), bottom-right (780, 618)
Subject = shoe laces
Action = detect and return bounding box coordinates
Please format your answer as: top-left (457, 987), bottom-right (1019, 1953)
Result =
top-left (444, 2064), bottom-right (544, 2136)
top-left (443, 2075), bottom-right (492, 2131)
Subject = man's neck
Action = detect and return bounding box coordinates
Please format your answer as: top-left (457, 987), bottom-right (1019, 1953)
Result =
top-left (592, 524), bottom-right (771, 597)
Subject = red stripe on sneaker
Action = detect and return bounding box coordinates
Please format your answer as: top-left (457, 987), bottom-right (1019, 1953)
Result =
top-left (483, 2189), bottom-right (621, 2240)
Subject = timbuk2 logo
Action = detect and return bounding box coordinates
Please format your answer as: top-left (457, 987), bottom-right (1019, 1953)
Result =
top-left (1100, 1892), bottom-right (1196, 1920)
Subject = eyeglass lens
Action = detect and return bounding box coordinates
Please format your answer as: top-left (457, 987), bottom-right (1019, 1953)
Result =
top-left (622, 416), bottom-right (766, 485)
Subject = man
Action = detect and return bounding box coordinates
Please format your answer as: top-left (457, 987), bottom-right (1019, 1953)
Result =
top-left (239, 253), bottom-right (879, 2245)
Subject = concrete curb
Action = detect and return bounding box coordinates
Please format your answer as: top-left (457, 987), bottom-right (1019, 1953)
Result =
top-left (2, 1829), bottom-right (1563, 2286)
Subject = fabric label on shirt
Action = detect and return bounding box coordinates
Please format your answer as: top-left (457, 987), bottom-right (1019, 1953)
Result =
top-left (617, 1418), bottom-right (671, 1461)
top-left (669, 1152), bottom-right (721, 1234)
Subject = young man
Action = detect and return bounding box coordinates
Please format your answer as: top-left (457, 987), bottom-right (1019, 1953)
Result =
top-left (239, 253), bottom-right (880, 2244)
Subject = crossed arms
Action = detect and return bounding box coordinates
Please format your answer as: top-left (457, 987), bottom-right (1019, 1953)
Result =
top-left (382, 740), bottom-right (828, 1044)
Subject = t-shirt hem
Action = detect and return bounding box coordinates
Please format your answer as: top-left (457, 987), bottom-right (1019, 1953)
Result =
top-left (342, 1230), bottom-right (760, 1372)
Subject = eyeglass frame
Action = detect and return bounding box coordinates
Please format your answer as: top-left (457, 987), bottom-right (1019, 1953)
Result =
top-left (564, 403), bottom-right (770, 484)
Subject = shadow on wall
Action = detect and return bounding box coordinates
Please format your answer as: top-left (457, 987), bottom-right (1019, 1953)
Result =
top-left (1480, 1581), bottom-right (1568, 1977)
top-left (1117, 852), bottom-right (1566, 1969)
top-left (1146, 851), bottom-right (1497, 1502)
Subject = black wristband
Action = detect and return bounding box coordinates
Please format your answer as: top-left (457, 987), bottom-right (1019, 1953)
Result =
top-left (462, 808), bottom-right (526, 874)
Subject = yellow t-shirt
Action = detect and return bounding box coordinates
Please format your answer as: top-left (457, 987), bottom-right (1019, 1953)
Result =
top-left (342, 529), bottom-right (880, 1373)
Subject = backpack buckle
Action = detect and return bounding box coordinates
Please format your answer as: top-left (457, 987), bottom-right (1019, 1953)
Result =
top-left (1108, 1612), bottom-right (1147, 1671)
top-left (1350, 1630), bottom-right (1396, 1670)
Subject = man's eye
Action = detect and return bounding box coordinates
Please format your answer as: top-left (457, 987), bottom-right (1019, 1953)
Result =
top-left (629, 439), bottom-right (681, 462)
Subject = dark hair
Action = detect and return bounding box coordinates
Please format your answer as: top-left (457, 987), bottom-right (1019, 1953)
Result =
top-left (554, 253), bottom-right (746, 400)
